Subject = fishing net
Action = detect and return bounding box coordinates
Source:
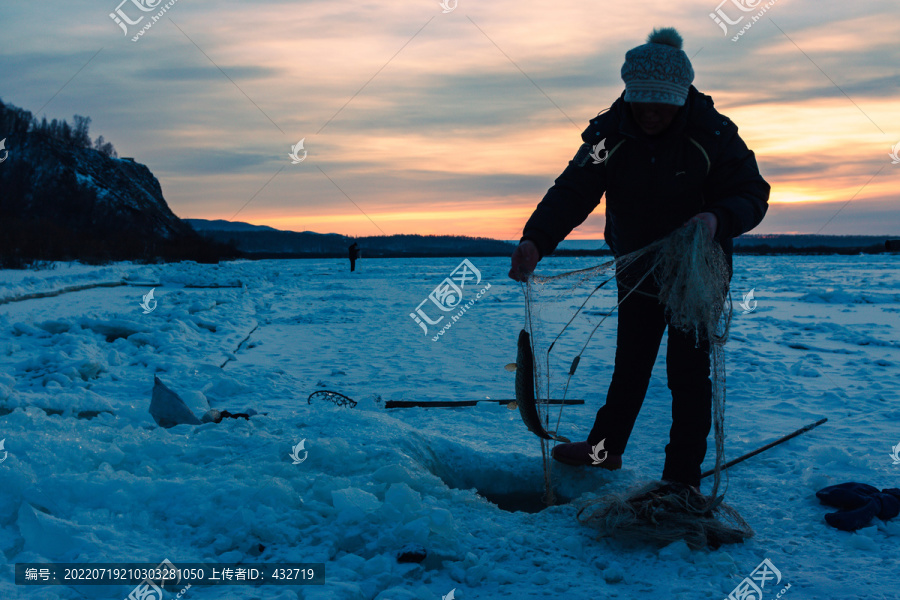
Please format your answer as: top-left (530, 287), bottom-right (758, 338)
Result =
top-left (307, 390), bottom-right (357, 408)
top-left (521, 221), bottom-right (753, 548)
top-left (576, 480), bottom-right (752, 550)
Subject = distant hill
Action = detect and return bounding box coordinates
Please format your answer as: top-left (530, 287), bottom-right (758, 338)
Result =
top-left (733, 234), bottom-right (892, 251)
top-left (184, 219), bottom-right (277, 233)
top-left (187, 219), bottom-right (516, 257)
top-left (190, 220), bottom-right (898, 258)
top-left (535, 235), bottom-right (898, 256)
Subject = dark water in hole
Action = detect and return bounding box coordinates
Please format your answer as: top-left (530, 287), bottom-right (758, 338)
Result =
top-left (478, 490), bottom-right (572, 513)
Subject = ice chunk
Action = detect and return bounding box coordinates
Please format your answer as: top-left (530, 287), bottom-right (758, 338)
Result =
top-left (428, 508), bottom-right (454, 537)
top-left (149, 376), bottom-right (201, 427)
top-left (603, 563), bottom-right (625, 583)
top-left (385, 483), bottom-right (422, 514)
top-left (659, 539), bottom-right (692, 561)
top-left (18, 503), bottom-right (83, 558)
top-left (331, 487), bottom-right (382, 514)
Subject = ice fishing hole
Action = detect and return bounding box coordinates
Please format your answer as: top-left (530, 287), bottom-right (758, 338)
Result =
top-left (404, 436), bottom-right (573, 512)
top-left (475, 488), bottom-right (573, 514)
top-left (422, 455), bottom-right (571, 513)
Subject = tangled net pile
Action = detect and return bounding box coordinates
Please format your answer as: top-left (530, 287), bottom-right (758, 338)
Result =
top-left (522, 221), bottom-right (753, 548)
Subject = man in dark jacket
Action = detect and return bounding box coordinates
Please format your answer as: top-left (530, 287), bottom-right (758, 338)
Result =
top-left (508, 27), bottom-right (769, 489)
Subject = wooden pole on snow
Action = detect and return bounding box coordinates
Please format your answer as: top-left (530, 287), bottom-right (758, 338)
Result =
top-left (700, 417), bottom-right (828, 480)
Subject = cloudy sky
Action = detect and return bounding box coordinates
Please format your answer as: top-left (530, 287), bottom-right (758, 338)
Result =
top-left (2, 0), bottom-right (898, 239)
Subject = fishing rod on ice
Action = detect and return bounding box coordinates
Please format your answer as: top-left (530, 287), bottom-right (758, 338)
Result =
top-left (700, 417), bottom-right (828, 480)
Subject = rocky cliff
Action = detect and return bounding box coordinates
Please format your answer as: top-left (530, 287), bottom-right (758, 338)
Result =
top-left (0, 98), bottom-right (234, 265)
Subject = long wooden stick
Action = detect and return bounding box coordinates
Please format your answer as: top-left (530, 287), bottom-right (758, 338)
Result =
top-left (701, 417), bottom-right (827, 479)
top-left (385, 399), bottom-right (584, 409)
top-left (0, 281), bottom-right (126, 305)
top-left (0, 280), bottom-right (242, 305)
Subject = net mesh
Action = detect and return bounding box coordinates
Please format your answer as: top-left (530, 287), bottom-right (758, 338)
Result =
top-left (521, 221), bottom-right (752, 548)
top-left (576, 480), bottom-right (753, 550)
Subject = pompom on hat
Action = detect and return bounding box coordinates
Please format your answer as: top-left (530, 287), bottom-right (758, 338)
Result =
top-left (621, 27), bottom-right (694, 106)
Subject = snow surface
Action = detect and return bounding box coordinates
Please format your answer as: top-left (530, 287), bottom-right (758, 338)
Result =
top-left (0, 255), bottom-right (898, 599)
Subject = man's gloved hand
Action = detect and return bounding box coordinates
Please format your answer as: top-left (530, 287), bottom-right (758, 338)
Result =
top-left (509, 240), bottom-right (540, 282)
top-left (685, 212), bottom-right (718, 241)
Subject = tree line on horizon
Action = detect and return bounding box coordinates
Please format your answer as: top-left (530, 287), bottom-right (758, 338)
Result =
top-left (1, 99), bottom-right (117, 158)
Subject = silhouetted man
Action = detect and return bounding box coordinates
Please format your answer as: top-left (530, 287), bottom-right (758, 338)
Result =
top-left (509, 27), bottom-right (769, 490)
top-left (349, 242), bottom-right (360, 272)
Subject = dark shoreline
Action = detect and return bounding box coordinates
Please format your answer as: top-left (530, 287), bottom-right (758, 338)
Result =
top-left (237, 245), bottom-right (898, 260)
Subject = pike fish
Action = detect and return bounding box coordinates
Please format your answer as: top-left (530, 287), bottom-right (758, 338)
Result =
top-left (516, 329), bottom-right (570, 442)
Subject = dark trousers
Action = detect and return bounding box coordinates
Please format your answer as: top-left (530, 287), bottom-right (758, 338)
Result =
top-left (586, 276), bottom-right (713, 487)
top-left (350, 259), bottom-right (356, 272)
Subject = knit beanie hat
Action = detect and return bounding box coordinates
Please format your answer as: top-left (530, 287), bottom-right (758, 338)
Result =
top-left (621, 27), bottom-right (694, 106)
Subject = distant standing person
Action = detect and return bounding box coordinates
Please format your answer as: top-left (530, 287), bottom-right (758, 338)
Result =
top-left (349, 242), bottom-right (360, 272)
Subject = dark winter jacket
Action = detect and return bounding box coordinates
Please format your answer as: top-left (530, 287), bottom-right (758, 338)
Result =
top-left (522, 86), bottom-right (770, 275)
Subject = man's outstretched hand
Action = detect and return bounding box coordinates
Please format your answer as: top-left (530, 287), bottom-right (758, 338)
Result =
top-left (685, 212), bottom-right (718, 241)
top-left (509, 240), bottom-right (540, 282)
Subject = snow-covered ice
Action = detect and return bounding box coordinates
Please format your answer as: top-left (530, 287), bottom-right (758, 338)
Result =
top-left (0, 255), bottom-right (898, 599)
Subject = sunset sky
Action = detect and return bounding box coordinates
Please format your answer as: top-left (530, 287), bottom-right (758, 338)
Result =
top-left (2, 0), bottom-right (898, 239)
